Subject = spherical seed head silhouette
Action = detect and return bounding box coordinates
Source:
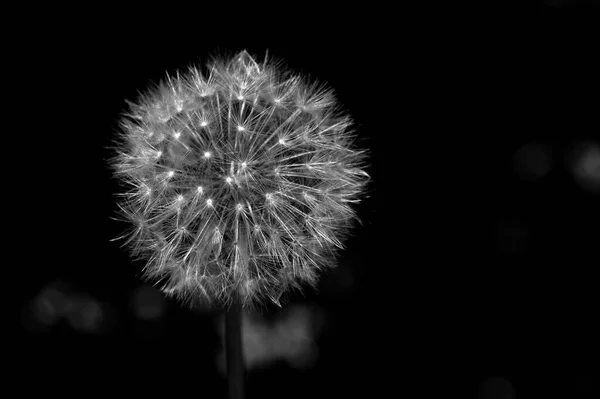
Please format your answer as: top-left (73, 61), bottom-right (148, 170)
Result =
top-left (109, 50), bottom-right (369, 308)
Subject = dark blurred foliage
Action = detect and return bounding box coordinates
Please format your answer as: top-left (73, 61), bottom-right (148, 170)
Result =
top-left (13, 2), bottom-right (599, 398)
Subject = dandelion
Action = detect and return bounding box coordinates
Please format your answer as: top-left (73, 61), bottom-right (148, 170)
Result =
top-left (110, 49), bottom-right (369, 308)
top-left (108, 49), bottom-right (369, 398)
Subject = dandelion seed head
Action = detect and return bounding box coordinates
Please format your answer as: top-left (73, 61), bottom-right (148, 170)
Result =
top-left (109, 50), bottom-right (369, 309)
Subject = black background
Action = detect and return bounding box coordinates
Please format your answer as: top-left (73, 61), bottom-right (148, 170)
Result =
top-left (15, 3), bottom-right (599, 398)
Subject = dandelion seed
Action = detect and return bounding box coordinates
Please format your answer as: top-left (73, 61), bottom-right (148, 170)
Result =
top-left (108, 50), bottom-right (369, 309)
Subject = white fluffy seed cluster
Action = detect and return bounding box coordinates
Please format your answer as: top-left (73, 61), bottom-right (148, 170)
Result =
top-left (110, 50), bottom-right (369, 308)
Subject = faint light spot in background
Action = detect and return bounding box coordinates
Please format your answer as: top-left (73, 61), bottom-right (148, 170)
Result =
top-left (21, 281), bottom-right (71, 332)
top-left (66, 295), bottom-right (105, 333)
top-left (513, 141), bottom-right (552, 181)
top-left (131, 285), bottom-right (166, 320)
top-left (215, 304), bottom-right (326, 373)
top-left (566, 141), bottom-right (600, 194)
top-left (238, 313), bottom-right (271, 369)
top-left (478, 376), bottom-right (516, 399)
top-left (272, 305), bottom-right (321, 369)
top-left (33, 284), bottom-right (70, 324)
top-left (22, 281), bottom-right (113, 334)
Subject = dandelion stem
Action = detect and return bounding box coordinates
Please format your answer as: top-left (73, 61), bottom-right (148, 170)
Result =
top-left (225, 299), bottom-right (244, 399)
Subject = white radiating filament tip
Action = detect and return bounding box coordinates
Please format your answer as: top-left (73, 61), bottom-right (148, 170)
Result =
top-left (206, 199), bottom-right (213, 207)
top-left (197, 186), bottom-right (203, 194)
top-left (175, 100), bottom-right (183, 112)
top-left (204, 151), bottom-right (211, 158)
top-left (167, 171), bottom-right (175, 178)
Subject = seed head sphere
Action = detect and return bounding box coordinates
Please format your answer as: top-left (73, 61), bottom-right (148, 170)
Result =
top-left (110, 50), bottom-right (369, 308)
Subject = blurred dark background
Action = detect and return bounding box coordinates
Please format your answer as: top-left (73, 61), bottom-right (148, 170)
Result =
top-left (15, 3), bottom-right (598, 398)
